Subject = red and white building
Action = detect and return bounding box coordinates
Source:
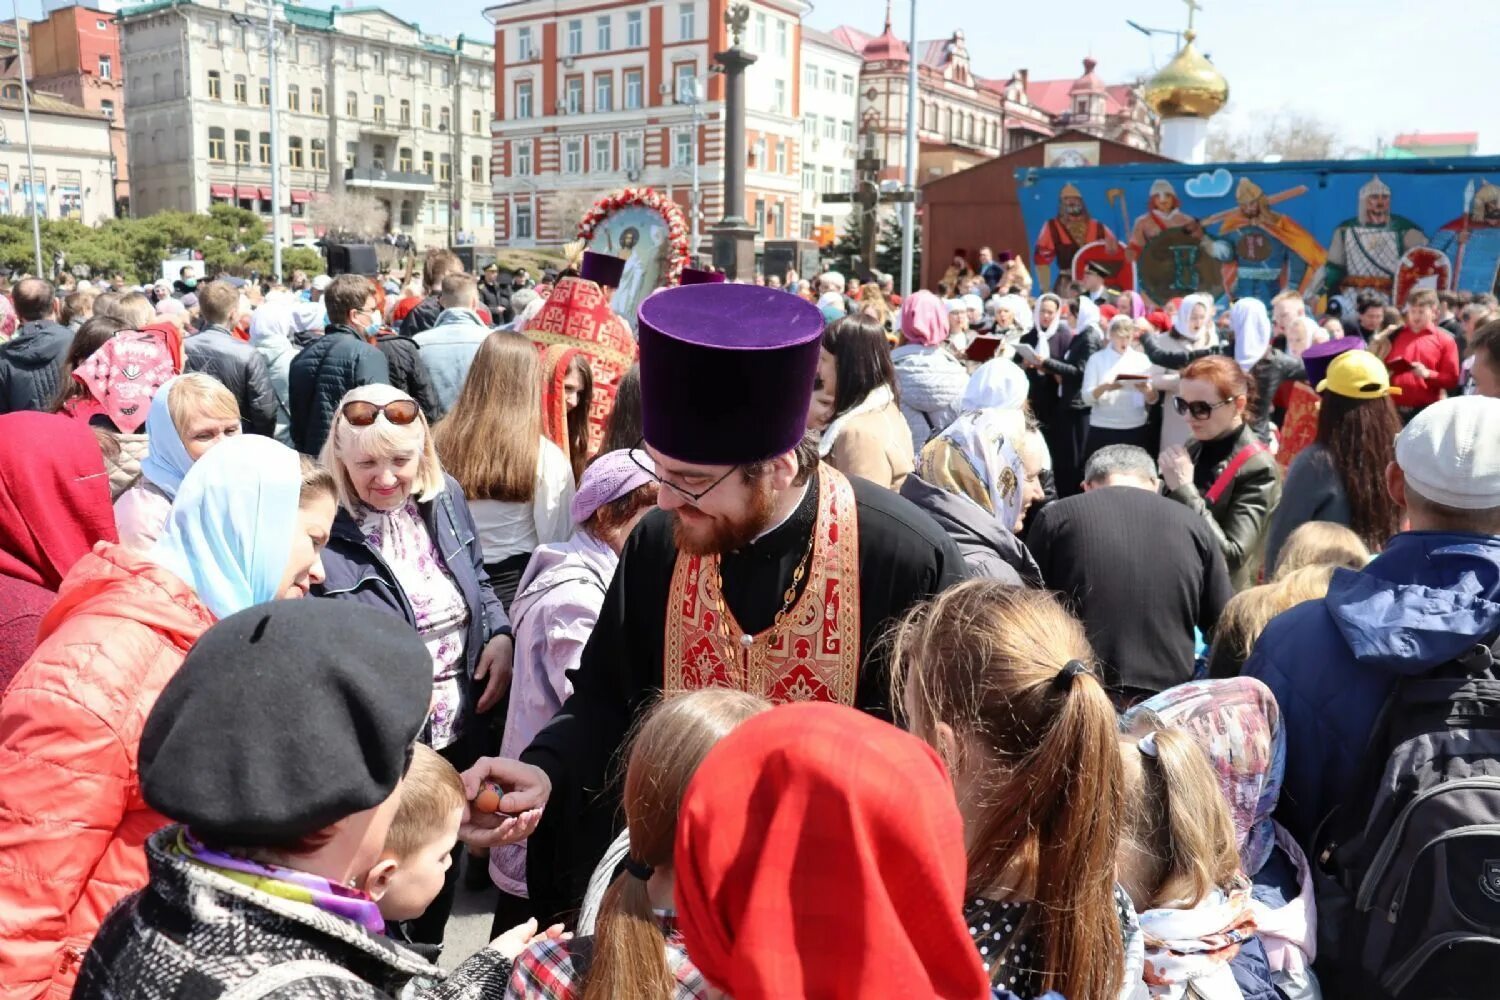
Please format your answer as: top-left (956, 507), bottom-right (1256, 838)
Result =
top-left (486, 0), bottom-right (814, 252)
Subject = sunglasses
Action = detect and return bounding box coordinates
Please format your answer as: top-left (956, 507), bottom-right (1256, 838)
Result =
top-left (1172, 395), bottom-right (1239, 421)
top-left (342, 399), bottom-right (420, 427)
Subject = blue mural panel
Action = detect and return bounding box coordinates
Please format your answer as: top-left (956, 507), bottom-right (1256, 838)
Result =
top-left (1015, 155), bottom-right (1500, 311)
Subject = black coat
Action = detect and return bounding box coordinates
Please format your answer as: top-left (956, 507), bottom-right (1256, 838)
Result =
top-left (0, 320), bottom-right (72, 413)
top-left (1040, 323), bottom-right (1103, 410)
top-left (184, 326), bottom-right (278, 436)
top-left (398, 295), bottom-right (443, 338)
top-left (75, 827), bottom-right (511, 1000)
top-left (372, 333), bottom-right (443, 421)
top-left (478, 279), bottom-right (512, 324)
top-left (1020, 322), bottom-right (1075, 429)
top-left (288, 327), bottom-right (390, 456)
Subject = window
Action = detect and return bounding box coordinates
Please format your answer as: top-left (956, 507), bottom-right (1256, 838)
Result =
top-left (373, 95), bottom-right (386, 123)
top-left (673, 129), bottom-right (692, 166)
top-left (754, 197), bottom-right (765, 231)
top-left (565, 77), bottom-right (583, 114)
top-left (774, 141), bottom-right (786, 173)
top-left (822, 116), bottom-right (834, 140)
top-left (803, 63), bottom-right (817, 88)
top-left (622, 135), bottom-right (641, 171)
top-left (259, 77), bottom-right (270, 105)
top-left (678, 3), bottom-right (695, 39)
top-left (372, 50), bottom-right (385, 73)
top-left (287, 84), bottom-right (300, 111)
top-left (472, 108), bottom-right (483, 132)
top-left (823, 69), bottom-right (835, 91)
top-left (516, 81), bottom-right (532, 118)
top-left (400, 200), bottom-right (414, 227)
top-left (841, 74), bottom-right (855, 97)
top-left (101, 99), bottom-right (115, 119)
top-left (345, 141), bottom-right (358, 167)
top-left (838, 168), bottom-right (853, 191)
top-left (207, 71), bottom-right (222, 100)
top-left (515, 141), bottom-right (532, 175)
top-left (306, 40), bottom-right (323, 63)
top-left (398, 147), bottom-right (413, 171)
top-left (594, 74), bottom-right (612, 112)
top-left (597, 16), bottom-right (611, 51)
top-left (311, 139), bottom-right (327, 170)
top-left (399, 99), bottom-right (411, 124)
top-left (205, 20), bottom-right (220, 45)
top-left (422, 151), bottom-right (434, 176)
top-left (675, 63), bottom-right (695, 101)
top-left (772, 79), bottom-right (785, 114)
top-left (234, 74), bottom-right (247, 103)
top-left (346, 91), bottom-right (358, 117)
top-left (439, 154), bottom-right (452, 183)
top-left (288, 136), bottom-right (304, 168)
top-left (373, 143), bottom-right (386, 169)
top-left (591, 137), bottom-right (612, 173)
top-left (627, 11), bottom-right (642, 47)
top-left (802, 213), bottom-right (815, 238)
top-left (624, 70), bottom-right (643, 110)
top-left (441, 65), bottom-right (451, 86)
top-left (517, 27), bottom-right (534, 60)
top-left (439, 106), bottom-right (450, 131)
top-left (776, 20), bottom-right (788, 56)
top-left (754, 12), bottom-right (766, 50)
top-left (803, 115), bottom-right (816, 139)
top-left (564, 138), bottom-right (582, 174)
top-left (566, 19), bottom-right (582, 55)
top-left (820, 166), bottom-right (834, 193)
top-left (260, 131), bottom-right (271, 164)
top-left (839, 120), bottom-right (854, 144)
top-left (311, 87), bottom-right (323, 114)
top-left (515, 203), bottom-right (533, 239)
top-left (802, 164), bottom-right (814, 190)
top-left (99, 55), bottom-right (112, 80)
top-left (471, 155), bottom-right (484, 182)
top-left (234, 129), bottom-right (250, 163)
top-left (421, 104), bottom-right (432, 128)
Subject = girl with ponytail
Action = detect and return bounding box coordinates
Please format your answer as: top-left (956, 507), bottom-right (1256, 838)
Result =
top-left (891, 581), bottom-right (1138, 999)
top-left (504, 690), bottom-right (767, 1000)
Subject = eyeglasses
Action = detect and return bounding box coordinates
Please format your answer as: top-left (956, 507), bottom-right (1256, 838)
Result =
top-left (1172, 395), bottom-right (1239, 421)
top-left (341, 399), bottom-right (420, 427)
top-left (628, 438), bottom-right (739, 504)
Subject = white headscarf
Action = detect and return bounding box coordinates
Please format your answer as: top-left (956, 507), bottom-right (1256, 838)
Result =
top-left (1034, 293), bottom-right (1064, 350)
top-left (987, 294), bottom-right (1033, 335)
top-left (1173, 293), bottom-right (1215, 341)
top-left (1232, 298), bottom-right (1273, 371)
top-left (961, 359), bottom-right (1029, 413)
top-left (1074, 296), bottom-right (1101, 334)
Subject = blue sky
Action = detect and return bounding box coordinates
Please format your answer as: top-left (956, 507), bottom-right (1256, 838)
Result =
top-left (64, 0), bottom-right (1496, 154)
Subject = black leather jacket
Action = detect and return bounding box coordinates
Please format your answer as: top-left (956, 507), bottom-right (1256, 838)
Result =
top-left (183, 326), bottom-right (278, 436)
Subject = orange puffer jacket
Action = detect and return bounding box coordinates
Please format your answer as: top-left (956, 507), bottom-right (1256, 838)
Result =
top-left (0, 543), bottom-right (212, 1000)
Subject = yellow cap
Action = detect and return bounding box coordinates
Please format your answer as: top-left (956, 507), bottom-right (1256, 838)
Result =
top-left (1316, 349), bottom-right (1402, 399)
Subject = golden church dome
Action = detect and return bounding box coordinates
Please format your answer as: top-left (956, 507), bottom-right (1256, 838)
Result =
top-left (1143, 32), bottom-right (1229, 119)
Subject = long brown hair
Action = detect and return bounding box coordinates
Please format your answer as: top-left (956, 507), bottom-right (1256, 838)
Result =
top-left (582, 690), bottom-right (769, 1000)
top-left (433, 331), bottom-right (541, 502)
top-left (890, 582), bottom-right (1124, 999)
top-left (1315, 392), bottom-right (1402, 553)
top-left (564, 353), bottom-right (594, 484)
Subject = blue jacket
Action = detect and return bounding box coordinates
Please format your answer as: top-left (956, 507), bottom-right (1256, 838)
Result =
top-left (314, 476), bottom-right (511, 733)
top-left (1244, 531), bottom-right (1500, 847)
top-left (412, 308), bottom-right (492, 414)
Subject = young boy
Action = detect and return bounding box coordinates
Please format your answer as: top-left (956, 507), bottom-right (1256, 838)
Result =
top-left (366, 743), bottom-right (466, 925)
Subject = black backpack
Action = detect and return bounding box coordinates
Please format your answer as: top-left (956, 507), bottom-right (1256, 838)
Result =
top-left (1312, 631), bottom-right (1500, 999)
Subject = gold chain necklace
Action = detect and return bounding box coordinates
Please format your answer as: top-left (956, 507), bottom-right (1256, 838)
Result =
top-left (713, 524), bottom-right (816, 653)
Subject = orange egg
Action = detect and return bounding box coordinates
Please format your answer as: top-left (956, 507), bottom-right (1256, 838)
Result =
top-left (473, 784), bottom-right (502, 814)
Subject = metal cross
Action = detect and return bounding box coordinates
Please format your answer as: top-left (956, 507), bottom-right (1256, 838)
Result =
top-left (1183, 0), bottom-right (1202, 33)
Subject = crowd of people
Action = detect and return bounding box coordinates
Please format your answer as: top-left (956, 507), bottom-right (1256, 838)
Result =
top-left (0, 236), bottom-right (1497, 1000)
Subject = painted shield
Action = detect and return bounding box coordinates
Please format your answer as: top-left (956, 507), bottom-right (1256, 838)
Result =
top-left (1394, 247), bottom-right (1453, 307)
top-left (1071, 240), bottom-right (1136, 291)
top-left (1136, 225), bottom-right (1226, 307)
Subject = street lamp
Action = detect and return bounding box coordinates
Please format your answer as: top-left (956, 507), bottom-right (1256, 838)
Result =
top-left (233, 5), bottom-right (282, 280)
top-left (12, 0), bottom-right (44, 276)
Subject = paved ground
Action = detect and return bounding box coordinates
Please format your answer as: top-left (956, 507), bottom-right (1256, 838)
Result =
top-left (438, 855), bottom-right (497, 971)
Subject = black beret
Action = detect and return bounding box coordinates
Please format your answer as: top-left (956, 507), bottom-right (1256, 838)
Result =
top-left (141, 600), bottom-right (432, 847)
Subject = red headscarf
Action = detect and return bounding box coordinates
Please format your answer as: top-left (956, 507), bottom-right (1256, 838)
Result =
top-left (674, 703), bottom-right (991, 1000)
top-left (0, 412), bottom-right (118, 589)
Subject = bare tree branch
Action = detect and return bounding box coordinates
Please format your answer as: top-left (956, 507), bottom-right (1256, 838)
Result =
top-left (1206, 106), bottom-right (1356, 163)
top-left (307, 190), bottom-right (389, 241)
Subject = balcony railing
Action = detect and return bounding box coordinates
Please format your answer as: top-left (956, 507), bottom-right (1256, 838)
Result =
top-left (344, 167), bottom-right (436, 190)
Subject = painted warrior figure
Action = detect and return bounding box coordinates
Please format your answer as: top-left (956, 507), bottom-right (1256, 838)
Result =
top-left (1433, 179), bottom-right (1500, 297)
top-left (1323, 175), bottom-right (1427, 299)
top-left (1033, 183), bottom-right (1118, 291)
top-left (1215, 178), bottom-right (1326, 305)
top-left (1128, 180), bottom-right (1204, 260)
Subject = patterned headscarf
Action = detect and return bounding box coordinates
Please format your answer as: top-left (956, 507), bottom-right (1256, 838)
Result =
top-left (569, 448), bottom-right (654, 525)
top-left (0, 296), bottom-right (17, 342)
top-left (900, 290), bottom-right (950, 347)
top-left (71, 328), bottom-right (179, 434)
top-left (1124, 677), bottom-right (1285, 875)
top-left (918, 409), bottom-right (1028, 530)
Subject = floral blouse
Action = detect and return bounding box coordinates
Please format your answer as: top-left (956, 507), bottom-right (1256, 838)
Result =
top-left (359, 499), bottom-right (470, 749)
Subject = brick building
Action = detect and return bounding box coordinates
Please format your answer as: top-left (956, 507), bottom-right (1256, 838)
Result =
top-left (30, 4), bottom-right (128, 214)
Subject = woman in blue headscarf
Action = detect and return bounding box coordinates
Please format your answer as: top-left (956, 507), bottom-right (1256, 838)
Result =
top-left (0, 434), bottom-right (338, 996)
top-left (114, 374), bottom-right (242, 552)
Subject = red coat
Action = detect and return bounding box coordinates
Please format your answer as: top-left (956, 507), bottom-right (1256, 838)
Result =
top-left (1387, 325), bottom-right (1460, 409)
top-left (0, 544), bottom-right (212, 1000)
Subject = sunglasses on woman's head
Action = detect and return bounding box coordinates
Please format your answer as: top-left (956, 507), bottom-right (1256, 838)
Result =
top-left (1172, 395), bottom-right (1238, 420)
top-left (342, 399), bottom-right (420, 427)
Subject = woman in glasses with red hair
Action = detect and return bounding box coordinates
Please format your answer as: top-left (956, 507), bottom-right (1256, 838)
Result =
top-left (1159, 355), bottom-right (1283, 589)
top-left (314, 382), bottom-right (514, 945)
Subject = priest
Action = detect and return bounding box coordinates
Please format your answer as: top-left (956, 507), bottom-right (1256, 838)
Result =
top-left (516, 279), bottom-right (965, 923)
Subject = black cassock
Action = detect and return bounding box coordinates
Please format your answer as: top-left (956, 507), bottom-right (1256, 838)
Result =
top-left (520, 469), bottom-right (965, 923)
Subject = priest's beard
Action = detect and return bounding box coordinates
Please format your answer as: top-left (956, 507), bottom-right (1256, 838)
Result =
top-left (672, 474), bottom-right (778, 556)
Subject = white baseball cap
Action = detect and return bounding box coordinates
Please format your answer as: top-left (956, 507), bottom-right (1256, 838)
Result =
top-left (311, 274), bottom-right (332, 291)
top-left (1395, 396), bottom-right (1500, 510)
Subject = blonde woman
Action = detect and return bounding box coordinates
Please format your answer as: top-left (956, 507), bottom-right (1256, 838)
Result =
top-left (114, 374), bottom-right (242, 551)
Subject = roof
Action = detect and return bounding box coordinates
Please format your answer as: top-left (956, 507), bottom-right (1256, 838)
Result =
top-left (802, 25), bottom-right (860, 56)
top-left (0, 86), bottom-right (107, 121)
top-left (1025, 75), bottom-right (1134, 116)
top-left (829, 24), bottom-right (875, 53)
top-left (1393, 131), bottom-right (1478, 148)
